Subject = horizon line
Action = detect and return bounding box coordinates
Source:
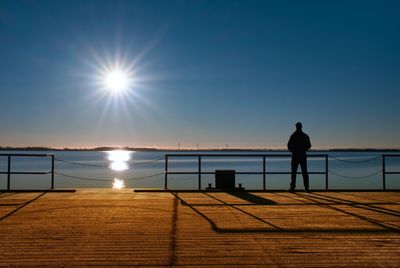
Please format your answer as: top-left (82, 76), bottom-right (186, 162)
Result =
top-left (1, 145), bottom-right (400, 151)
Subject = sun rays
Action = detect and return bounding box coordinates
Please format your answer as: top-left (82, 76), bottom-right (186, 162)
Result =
top-left (80, 46), bottom-right (161, 132)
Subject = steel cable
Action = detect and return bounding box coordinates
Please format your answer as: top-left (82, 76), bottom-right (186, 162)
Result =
top-left (130, 158), bottom-right (165, 166)
top-left (328, 170), bottom-right (382, 179)
top-left (54, 158), bottom-right (109, 168)
top-left (328, 155), bottom-right (381, 163)
top-left (54, 171), bottom-right (164, 182)
top-left (54, 157), bottom-right (164, 168)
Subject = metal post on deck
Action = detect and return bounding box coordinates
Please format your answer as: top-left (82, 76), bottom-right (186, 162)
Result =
top-left (325, 155), bottom-right (329, 191)
top-left (198, 156), bottom-right (201, 190)
top-left (263, 156), bottom-right (266, 190)
top-left (51, 155), bottom-right (55, 189)
top-left (382, 155), bottom-right (386, 190)
top-left (164, 155), bottom-right (168, 190)
top-left (7, 155), bottom-right (11, 190)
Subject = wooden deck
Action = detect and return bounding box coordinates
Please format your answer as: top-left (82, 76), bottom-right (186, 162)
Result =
top-left (0, 190), bottom-right (399, 267)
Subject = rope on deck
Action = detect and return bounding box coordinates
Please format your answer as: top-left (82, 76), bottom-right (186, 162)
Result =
top-left (328, 170), bottom-right (382, 179)
top-left (54, 171), bottom-right (164, 181)
top-left (328, 155), bottom-right (381, 163)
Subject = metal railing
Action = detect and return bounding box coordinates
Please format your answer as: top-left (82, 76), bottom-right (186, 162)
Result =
top-left (0, 153), bottom-right (396, 191)
top-left (164, 154), bottom-right (328, 190)
top-left (0, 154), bottom-right (55, 190)
top-left (382, 154), bottom-right (400, 190)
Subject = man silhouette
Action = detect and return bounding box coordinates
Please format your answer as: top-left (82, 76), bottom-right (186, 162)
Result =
top-left (287, 122), bottom-right (311, 193)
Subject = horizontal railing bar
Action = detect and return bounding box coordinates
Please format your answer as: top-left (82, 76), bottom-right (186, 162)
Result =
top-left (166, 171), bottom-right (326, 175)
top-left (0, 171), bottom-right (51, 175)
top-left (165, 154), bottom-right (327, 157)
top-left (164, 153), bottom-right (398, 191)
top-left (260, 171), bottom-right (325, 175)
top-left (167, 172), bottom-right (215, 175)
top-left (0, 154), bottom-right (55, 190)
top-left (0, 154), bottom-right (52, 157)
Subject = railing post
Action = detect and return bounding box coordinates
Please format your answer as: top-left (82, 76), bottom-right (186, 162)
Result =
top-left (198, 156), bottom-right (201, 190)
top-left (51, 155), bottom-right (55, 190)
top-left (7, 155), bottom-right (11, 190)
top-left (263, 156), bottom-right (266, 190)
top-left (325, 155), bottom-right (329, 191)
top-left (382, 155), bottom-right (386, 191)
top-left (164, 155), bottom-right (168, 190)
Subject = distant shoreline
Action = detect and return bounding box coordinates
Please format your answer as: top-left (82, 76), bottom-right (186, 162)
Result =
top-left (1, 147), bottom-right (399, 152)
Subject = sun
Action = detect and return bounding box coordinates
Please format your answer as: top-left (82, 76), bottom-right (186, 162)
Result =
top-left (103, 69), bottom-right (130, 93)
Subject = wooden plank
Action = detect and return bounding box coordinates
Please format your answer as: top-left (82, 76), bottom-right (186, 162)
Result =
top-left (0, 190), bottom-right (399, 267)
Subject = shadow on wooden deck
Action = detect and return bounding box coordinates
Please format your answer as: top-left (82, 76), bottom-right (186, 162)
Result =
top-left (172, 192), bottom-right (400, 234)
top-left (0, 192), bottom-right (46, 222)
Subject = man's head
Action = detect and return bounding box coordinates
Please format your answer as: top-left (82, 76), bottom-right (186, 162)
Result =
top-left (295, 122), bottom-right (302, 131)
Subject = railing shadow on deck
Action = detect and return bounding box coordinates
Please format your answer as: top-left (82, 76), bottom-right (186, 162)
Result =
top-left (340, 192), bottom-right (398, 204)
top-left (0, 192), bottom-right (46, 222)
top-left (226, 191), bottom-right (277, 205)
top-left (310, 192), bottom-right (400, 217)
top-left (295, 193), bottom-right (400, 232)
top-left (171, 192), bottom-right (400, 234)
top-left (0, 193), bottom-right (20, 199)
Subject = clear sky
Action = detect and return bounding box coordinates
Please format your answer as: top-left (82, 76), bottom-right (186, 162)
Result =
top-left (0, 0), bottom-right (399, 149)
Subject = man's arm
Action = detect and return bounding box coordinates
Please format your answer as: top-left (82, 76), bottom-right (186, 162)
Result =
top-left (306, 135), bottom-right (311, 151)
top-left (287, 135), bottom-right (294, 152)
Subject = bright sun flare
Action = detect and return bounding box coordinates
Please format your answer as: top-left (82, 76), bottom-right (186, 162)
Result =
top-left (104, 70), bottom-right (130, 92)
top-left (112, 178), bottom-right (125, 189)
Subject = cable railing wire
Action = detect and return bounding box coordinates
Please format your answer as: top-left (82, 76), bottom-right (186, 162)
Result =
top-left (56, 155), bottom-right (383, 167)
top-left (130, 158), bottom-right (165, 166)
top-left (54, 157), bottom-right (165, 168)
top-left (54, 158), bottom-right (109, 168)
top-left (54, 172), bottom-right (111, 181)
top-left (328, 155), bottom-right (381, 163)
top-left (125, 173), bottom-right (164, 181)
top-left (54, 171), bottom-right (165, 182)
top-left (328, 169), bottom-right (382, 179)
top-left (54, 155), bottom-right (388, 186)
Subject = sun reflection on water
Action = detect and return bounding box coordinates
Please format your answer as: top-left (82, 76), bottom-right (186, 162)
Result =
top-left (108, 150), bottom-right (131, 189)
top-left (112, 178), bottom-right (125, 189)
top-left (107, 150), bottom-right (131, 171)
top-left (109, 161), bottom-right (129, 171)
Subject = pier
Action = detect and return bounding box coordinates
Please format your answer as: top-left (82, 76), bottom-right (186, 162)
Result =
top-left (0, 190), bottom-right (399, 266)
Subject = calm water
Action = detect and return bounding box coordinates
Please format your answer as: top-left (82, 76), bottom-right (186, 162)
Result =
top-left (0, 150), bottom-right (399, 190)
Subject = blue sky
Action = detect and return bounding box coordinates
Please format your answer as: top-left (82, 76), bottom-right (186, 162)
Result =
top-left (0, 0), bottom-right (399, 149)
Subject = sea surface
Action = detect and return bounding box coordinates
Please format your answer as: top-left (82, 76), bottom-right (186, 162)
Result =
top-left (0, 150), bottom-right (399, 190)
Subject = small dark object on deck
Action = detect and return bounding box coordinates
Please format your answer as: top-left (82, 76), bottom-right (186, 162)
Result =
top-left (206, 170), bottom-right (245, 190)
top-left (215, 170), bottom-right (235, 189)
top-left (207, 170), bottom-right (244, 190)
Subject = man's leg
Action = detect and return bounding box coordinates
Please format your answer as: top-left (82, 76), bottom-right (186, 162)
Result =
top-left (290, 157), bottom-right (299, 190)
top-left (299, 158), bottom-right (309, 190)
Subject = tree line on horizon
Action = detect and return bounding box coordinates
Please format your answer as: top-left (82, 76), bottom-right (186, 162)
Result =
top-left (0, 146), bottom-right (399, 152)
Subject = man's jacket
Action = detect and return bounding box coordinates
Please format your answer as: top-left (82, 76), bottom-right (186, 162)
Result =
top-left (287, 130), bottom-right (311, 157)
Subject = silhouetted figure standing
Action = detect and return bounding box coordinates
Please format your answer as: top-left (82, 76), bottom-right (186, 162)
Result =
top-left (287, 122), bottom-right (311, 192)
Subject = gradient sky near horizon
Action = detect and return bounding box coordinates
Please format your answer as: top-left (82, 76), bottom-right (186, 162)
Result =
top-left (0, 0), bottom-right (399, 149)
